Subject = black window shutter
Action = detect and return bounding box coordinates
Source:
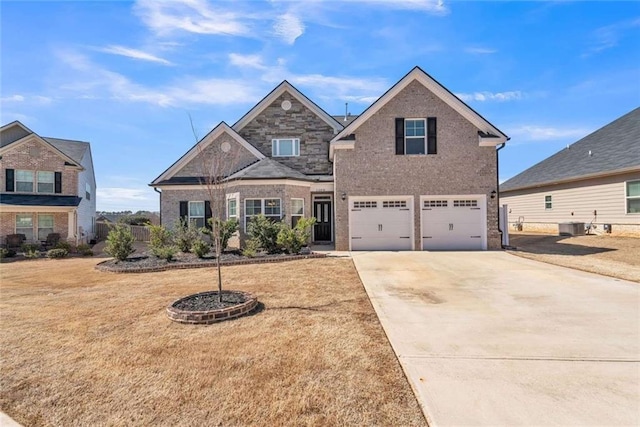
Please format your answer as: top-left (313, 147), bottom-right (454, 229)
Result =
top-left (5, 169), bottom-right (14, 192)
top-left (427, 117), bottom-right (437, 154)
top-left (179, 201), bottom-right (188, 222)
top-left (204, 201), bottom-right (212, 229)
top-left (54, 172), bottom-right (62, 193)
top-left (395, 118), bottom-right (405, 155)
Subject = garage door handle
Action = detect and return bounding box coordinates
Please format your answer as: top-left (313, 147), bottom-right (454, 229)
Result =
top-left (471, 207), bottom-right (481, 210)
top-left (400, 236), bottom-right (410, 239)
top-left (423, 236), bottom-right (432, 239)
top-left (352, 237), bottom-right (362, 239)
top-left (351, 209), bottom-right (361, 212)
top-left (400, 208), bottom-right (410, 210)
top-left (470, 236), bottom-right (481, 238)
top-left (422, 208), bottom-right (432, 210)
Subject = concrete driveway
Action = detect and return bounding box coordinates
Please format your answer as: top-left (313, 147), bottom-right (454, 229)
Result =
top-left (352, 251), bottom-right (640, 426)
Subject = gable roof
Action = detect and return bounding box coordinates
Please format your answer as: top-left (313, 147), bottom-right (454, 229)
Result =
top-left (232, 81), bottom-right (344, 134)
top-left (329, 66), bottom-right (508, 154)
top-left (501, 107), bottom-right (640, 192)
top-left (150, 121), bottom-right (264, 186)
top-left (0, 121), bottom-right (84, 168)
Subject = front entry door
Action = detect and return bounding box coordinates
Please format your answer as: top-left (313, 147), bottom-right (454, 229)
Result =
top-left (313, 200), bottom-right (332, 242)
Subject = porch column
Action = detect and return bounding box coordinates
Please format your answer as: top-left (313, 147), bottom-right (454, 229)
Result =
top-left (67, 209), bottom-right (77, 242)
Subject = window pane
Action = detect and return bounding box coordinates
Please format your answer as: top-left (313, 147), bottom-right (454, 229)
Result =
top-left (228, 199), bottom-right (237, 217)
top-left (405, 120), bottom-right (425, 137)
top-left (292, 199), bottom-right (304, 215)
top-left (264, 199), bottom-right (281, 215)
top-left (38, 215), bottom-right (54, 241)
top-left (189, 201), bottom-right (204, 217)
top-left (628, 198), bottom-right (640, 214)
top-left (245, 199), bottom-right (262, 216)
top-left (627, 181), bottom-right (640, 197)
top-left (406, 138), bottom-right (425, 154)
top-left (38, 171), bottom-right (54, 184)
top-left (16, 214), bottom-right (33, 241)
top-left (279, 140), bottom-right (294, 156)
top-left (16, 170), bottom-right (33, 192)
top-left (190, 218), bottom-right (205, 228)
top-left (16, 170), bottom-right (33, 181)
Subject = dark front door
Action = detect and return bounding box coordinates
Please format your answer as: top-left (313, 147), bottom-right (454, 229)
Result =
top-left (313, 200), bottom-right (332, 242)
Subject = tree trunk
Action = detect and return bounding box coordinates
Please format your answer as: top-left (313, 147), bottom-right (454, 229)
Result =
top-left (216, 232), bottom-right (222, 303)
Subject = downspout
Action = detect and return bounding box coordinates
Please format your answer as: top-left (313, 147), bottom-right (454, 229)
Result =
top-left (154, 187), bottom-right (162, 225)
top-left (496, 141), bottom-right (507, 248)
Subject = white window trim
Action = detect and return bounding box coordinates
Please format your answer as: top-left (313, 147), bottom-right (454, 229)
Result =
top-left (244, 198), bottom-right (282, 232)
top-left (404, 118), bottom-right (426, 155)
top-left (37, 171), bottom-right (55, 194)
top-left (626, 180), bottom-right (640, 214)
top-left (272, 138), bottom-right (300, 157)
top-left (544, 195), bottom-right (552, 210)
top-left (188, 201), bottom-right (205, 228)
top-left (291, 198), bottom-right (304, 227)
top-left (227, 192), bottom-right (239, 219)
top-left (16, 170), bottom-right (34, 193)
top-left (38, 214), bottom-right (54, 241)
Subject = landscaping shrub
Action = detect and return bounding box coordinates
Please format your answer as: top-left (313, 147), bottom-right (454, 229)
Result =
top-left (0, 248), bottom-right (16, 259)
top-left (76, 243), bottom-right (94, 256)
top-left (191, 239), bottom-right (210, 258)
top-left (21, 243), bottom-right (41, 258)
top-left (54, 241), bottom-right (73, 252)
top-left (277, 217), bottom-right (316, 254)
top-left (247, 214), bottom-right (282, 254)
top-left (205, 218), bottom-right (239, 252)
top-left (173, 219), bottom-right (200, 253)
top-left (47, 248), bottom-right (68, 259)
top-left (118, 214), bottom-right (151, 226)
top-left (148, 224), bottom-right (177, 260)
top-left (104, 224), bottom-right (135, 262)
top-left (241, 238), bottom-right (260, 258)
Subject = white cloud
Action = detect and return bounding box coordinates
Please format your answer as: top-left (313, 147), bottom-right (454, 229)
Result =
top-left (1, 95), bottom-right (25, 102)
top-left (1, 94), bottom-right (52, 105)
top-left (228, 53), bottom-right (267, 70)
top-left (509, 125), bottom-right (591, 141)
top-left (465, 47), bottom-right (497, 54)
top-left (100, 45), bottom-right (173, 65)
top-left (133, 0), bottom-right (250, 36)
top-left (456, 91), bottom-right (524, 102)
top-left (352, 0), bottom-right (449, 15)
top-left (582, 17), bottom-right (640, 57)
top-left (97, 187), bottom-right (158, 212)
top-left (273, 13), bottom-right (305, 44)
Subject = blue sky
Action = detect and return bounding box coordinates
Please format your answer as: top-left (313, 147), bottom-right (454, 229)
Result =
top-left (2, 0), bottom-right (639, 211)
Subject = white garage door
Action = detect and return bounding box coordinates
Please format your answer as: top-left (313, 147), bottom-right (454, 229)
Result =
top-left (350, 197), bottom-right (413, 251)
top-left (421, 197), bottom-right (486, 250)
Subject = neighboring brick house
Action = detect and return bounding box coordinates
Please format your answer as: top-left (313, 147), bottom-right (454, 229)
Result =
top-left (151, 67), bottom-right (508, 251)
top-left (501, 108), bottom-right (640, 236)
top-left (0, 121), bottom-right (97, 245)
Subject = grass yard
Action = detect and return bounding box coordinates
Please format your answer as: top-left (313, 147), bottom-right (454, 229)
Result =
top-left (0, 257), bottom-right (426, 426)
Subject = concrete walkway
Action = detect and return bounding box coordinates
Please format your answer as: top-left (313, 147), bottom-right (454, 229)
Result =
top-left (352, 251), bottom-right (640, 426)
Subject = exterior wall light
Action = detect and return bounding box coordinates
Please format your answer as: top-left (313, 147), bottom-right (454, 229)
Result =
top-left (490, 190), bottom-right (497, 199)
top-left (341, 192), bottom-right (347, 201)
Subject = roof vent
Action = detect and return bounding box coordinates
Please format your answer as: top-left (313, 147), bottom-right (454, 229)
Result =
top-left (588, 150), bottom-right (592, 156)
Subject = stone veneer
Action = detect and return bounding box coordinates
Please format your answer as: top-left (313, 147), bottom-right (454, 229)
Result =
top-left (334, 80), bottom-right (501, 251)
top-left (237, 93), bottom-right (336, 175)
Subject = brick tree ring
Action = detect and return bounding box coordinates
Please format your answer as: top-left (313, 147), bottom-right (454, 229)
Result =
top-left (166, 290), bottom-right (258, 324)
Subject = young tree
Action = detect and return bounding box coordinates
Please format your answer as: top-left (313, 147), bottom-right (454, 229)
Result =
top-left (191, 119), bottom-right (241, 303)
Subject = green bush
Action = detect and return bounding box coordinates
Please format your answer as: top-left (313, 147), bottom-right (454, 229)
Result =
top-left (241, 238), bottom-right (260, 258)
top-left (105, 224), bottom-right (135, 262)
top-left (21, 243), bottom-right (41, 258)
top-left (277, 217), bottom-right (316, 254)
top-left (152, 245), bottom-right (177, 261)
top-left (246, 214), bottom-right (282, 254)
top-left (191, 239), bottom-right (210, 258)
top-left (118, 215), bottom-right (151, 226)
top-left (0, 248), bottom-right (16, 259)
top-left (76, 243), bottom-right (94, 256)
top-left (206, 218), bottom-right (239, 252)
top-left (173, 218), bottom-right (200, 253)
top-left (47, 248), bottom-right (69, 259)
top-left (54, 241), bottom-right (73, 252)
top-left (148, 224), bottom-right (177, 260)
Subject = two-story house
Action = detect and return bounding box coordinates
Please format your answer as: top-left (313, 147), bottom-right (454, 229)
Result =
top-left (151, 67), bottom-right (508, 251)
top-left (0, 121), bottom-right (97, 246)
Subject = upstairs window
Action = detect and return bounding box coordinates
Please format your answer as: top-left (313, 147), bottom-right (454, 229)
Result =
top-left (16, 170), bottom-right (33, 192)
top-left (37, 171), bottom-right (55, 193)
top-left (272, 139), bottom-right (300, 157)
top-left (626, 180), bottom-right (640, 214)
top-left (545, 195), bottom-right (552, 210)
top-left (396, 118), bottom-right (437, 155)
top-left (85, 183), bottom-right (91, 201)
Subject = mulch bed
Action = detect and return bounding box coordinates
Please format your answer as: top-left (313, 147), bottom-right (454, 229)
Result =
top-left (96, 250), bottom-right (326, 273)
top-left (172, 290), bottom-right (248, 311)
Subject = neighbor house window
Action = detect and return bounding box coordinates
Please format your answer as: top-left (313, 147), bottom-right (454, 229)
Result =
top-left (545, 195), bottom-right (552, 210)
top-left (626, 180), bottom-right (640, 214)
top-left (291, 198), bottom-right (304, 227)
top-left (16, 214), bottom-right (33, 241)
top-left (189, 201), bottom-right (205, 228)
top-left (38, 214), bottom-right (54, 241)
top-left (405, 119), bottom-right (426, 155)
top-left (85, 183), bottom-right (91, 201)
top-left (16, 170), bottom-right (34, 192)
top-left (37, 171), bottom-right (54, 193)
top-left (272, 139), bottom-right (300, 157)
top-left (227, 198), bottom-right (237, 218)
top-left (244, 198), bottom-right (281, 231)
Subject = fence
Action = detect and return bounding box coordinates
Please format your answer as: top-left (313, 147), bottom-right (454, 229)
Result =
top-left (96, 222), bottom-right (150, 242)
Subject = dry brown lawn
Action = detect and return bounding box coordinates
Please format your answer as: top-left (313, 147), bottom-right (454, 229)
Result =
top-left (0, 257), bottom-right (425, 426)
top-left (508, 233), bottom-right (640, 282)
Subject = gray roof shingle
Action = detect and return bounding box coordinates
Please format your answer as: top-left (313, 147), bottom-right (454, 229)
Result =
top-left (231, 158), bottom-right (313, 180)
top-left (44, 137), bottom-right (89, 164)
top-left (501, 108), bottom-right (640, 192)
top-left (0, 194), bottom-right (82, 207)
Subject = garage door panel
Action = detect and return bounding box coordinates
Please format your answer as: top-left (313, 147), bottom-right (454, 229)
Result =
top-left (421, 197), bottom-right (486, 251)
top-left (350, 197), bottom-right (413, 251)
